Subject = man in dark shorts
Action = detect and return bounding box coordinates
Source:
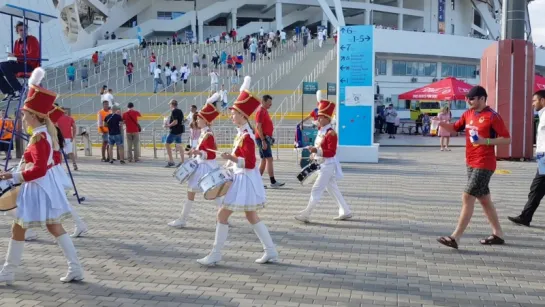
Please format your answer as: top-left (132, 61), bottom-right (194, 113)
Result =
top-left (255, 95), bottom-right (284, 188)
top-left (164, 99), bottom-right (185, 167)
top-left (105, 106), bottom-right (125, 164)
top-left (436, 86), bottom-right (511, 249)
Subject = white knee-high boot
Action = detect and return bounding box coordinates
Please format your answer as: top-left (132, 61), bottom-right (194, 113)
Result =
top-left (0, 239), bottom-right (24, 285)
top-left (253, 222), bottom-right (278, 264)
top-left (57, 234), bottom-right (84, 282)
top-left (197, 223), bottom-right (228, 266)
top-left (70, 209), bottom-right (88, 238)
top-left (168, 200), bottom-right (193, 228)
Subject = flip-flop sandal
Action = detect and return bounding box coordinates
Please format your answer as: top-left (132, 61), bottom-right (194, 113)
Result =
top-left (480, 235), bottom-right (505, 245)
top-left (437, 236), bottom-right (458, 249)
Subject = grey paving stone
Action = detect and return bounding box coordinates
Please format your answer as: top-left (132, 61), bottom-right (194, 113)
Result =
top-left (0, 148), bottom-right (543, 306)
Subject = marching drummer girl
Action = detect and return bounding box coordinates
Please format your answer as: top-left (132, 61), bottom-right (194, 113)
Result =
top-left (168, 93), bottom-right (222, 228)
top-left (294, 91), bottom-right (352, 223)
top-left (197, 76), bottom-right (278, 266)
top-left (49, 107), bottom-right (89, 238)
top-left (0, 68), bottom-right (84, 284)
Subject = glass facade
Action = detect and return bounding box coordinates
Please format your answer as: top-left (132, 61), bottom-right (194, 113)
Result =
top-left (441, 63), bottom-right (477, 78)
top-left (392, 61), bottom-right (437, 76)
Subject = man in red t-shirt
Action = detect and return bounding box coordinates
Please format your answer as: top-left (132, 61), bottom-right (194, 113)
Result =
top-left (436, 86), bottom-right (511, 249)
top-left (255, 95), bottom-right (284, 188)
top-left (122, 102), bottom-right (142, 162)
top-left (0, 21), bottom-right (41, 102)
top-left (56, 107), bottom-right (78, 170)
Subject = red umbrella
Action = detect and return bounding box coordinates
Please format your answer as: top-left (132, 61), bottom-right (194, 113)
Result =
top-left (535, 74), bottom-right (545, 92)
top-left (398, 77), bottom-right (474, 100)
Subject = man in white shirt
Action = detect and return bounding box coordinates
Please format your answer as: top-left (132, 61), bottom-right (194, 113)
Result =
top-left (153, 64), bottom-right (164, 93)
top-left (508, 90), bottom-right (545, 227)
top-left (209, 70), bottom-right (219, 91)
top-left (181, 64), bottom-right (190, 90)
top-left (122, 49), bottom-right (128, 66)
top-left (260, 27), bottom-right (264, 38)
top-left (280, 30), bottom-right (286, 46)
top-left (318, 29), bottom-right (324, 48)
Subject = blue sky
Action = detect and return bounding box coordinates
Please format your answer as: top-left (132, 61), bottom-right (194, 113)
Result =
top-left (530, 1), bottom-right (545, 46)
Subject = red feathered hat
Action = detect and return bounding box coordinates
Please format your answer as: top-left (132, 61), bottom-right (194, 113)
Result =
top-left (198, 99), bottom-right (220, 124)
top-left (23, 68), bottom-right (57, 118)
top-left (48, 106), bottom-right (65, 124)
top-left (316, 90), bottom-right (335, 119)
top-left (230, 76), bottom-right (261, 117)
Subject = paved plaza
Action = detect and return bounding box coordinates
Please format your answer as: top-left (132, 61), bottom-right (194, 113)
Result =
top-left (0, 147), bottom-right (544, 307)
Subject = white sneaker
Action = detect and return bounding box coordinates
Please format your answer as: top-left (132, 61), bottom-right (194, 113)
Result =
top-left (196, 252), bottom-right (222, 266)
top-left (294, 213), bottom-right (310, 223)
top-left (71, 224), bottom-right (88, 238)
top-left (334, 213), bottom-right (353, 221)
top-left (167, 219), bottom-right (186, 228)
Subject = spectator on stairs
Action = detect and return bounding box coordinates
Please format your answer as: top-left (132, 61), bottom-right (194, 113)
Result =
top-left (170, 66), bottom-right (179, 92)
top-left (149, 52), bottom-right (157, 75)
top-left (164, 62), bottom-right (172, 87)
top-left (81, 65), bottom-right (89, 88)
top-left (153, 64), bottom-right (164, 93)
top-left (92, 51), bottom-right (99, 73)
top-left (126, 60), bottom-right (134, 84)
top-left (192, 50), bottom-right (200, 72)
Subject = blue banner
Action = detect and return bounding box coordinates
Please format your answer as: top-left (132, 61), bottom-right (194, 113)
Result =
top-left (337, 25), bottom-right (374, 146)
top-left (438, 0), bottom-right (446, 22)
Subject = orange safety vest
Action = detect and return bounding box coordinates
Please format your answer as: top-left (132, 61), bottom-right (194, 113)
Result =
top-left (0, 119), bottom-right (13, 140)
top-left (97, 109), bottom-right (111, 133)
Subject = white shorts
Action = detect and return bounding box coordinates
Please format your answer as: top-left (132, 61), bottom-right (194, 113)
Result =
top-left (64, 138), bottom-right (74, 154)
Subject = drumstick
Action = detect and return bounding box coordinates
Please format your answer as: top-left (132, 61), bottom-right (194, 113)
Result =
top-left (207, 149), bottom-right (225, 154)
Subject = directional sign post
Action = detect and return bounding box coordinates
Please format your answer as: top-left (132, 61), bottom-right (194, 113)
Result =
top-left (336, 25), bottom-right (379, 163)
top-left (301, 82), bottom-right (319, 129)
top-left (327, 82), bottom-right (336, 100)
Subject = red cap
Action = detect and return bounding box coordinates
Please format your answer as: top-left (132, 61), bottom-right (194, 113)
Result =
top-left (230, 76), bottom-right (260, 117)
top-left (198, 103), bottom-right (220, 124)
top-left (22, 68), bottom-right (57, 118)
top-left (230, 90), bottom-right (260, 117)
top-left (318, 100), bottom-right (335, 119)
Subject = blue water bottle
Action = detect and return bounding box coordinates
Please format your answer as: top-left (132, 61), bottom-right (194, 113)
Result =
top-left (469, 129), bottom-right (479, 144)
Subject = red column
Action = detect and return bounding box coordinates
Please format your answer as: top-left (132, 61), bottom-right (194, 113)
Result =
top-left (480, 39), bottom-right (535, 160)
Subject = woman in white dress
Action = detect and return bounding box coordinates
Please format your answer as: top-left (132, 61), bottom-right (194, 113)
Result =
top-left (0, 68), bottom-right (84, 285)
top-left (197, 76), bottom-right (278, 266)
top-left (168, 94), bottom-right (222, 228)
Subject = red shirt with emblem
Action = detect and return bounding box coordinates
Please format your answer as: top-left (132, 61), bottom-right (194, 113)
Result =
top-left (198, 133), bottom-right (217, 160)
top-left (234, 133), bottom-right (256, 169)
top-left (255, 106), bottom-right (273, 138)
top-left (452, 107), bottom-right (510, 171)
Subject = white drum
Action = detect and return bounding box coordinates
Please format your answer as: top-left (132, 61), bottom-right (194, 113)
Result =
top-left (173, 159), bottom-right (199, 183)
top-left (198, 167), bottom-right (233, 200)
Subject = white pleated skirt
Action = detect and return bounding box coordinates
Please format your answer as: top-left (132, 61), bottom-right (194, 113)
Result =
top-left (51, 165), bottom-right (72, 190)
top-left (187, 162), bottom-right (218, 193)
top-left (14, 170), bottom-right (72, 228)
top-left (222, 168), bottom-right (266, 212)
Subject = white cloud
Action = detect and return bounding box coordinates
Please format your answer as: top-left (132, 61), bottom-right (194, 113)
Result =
top-left (530, 1), bottom-right (545, 46)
